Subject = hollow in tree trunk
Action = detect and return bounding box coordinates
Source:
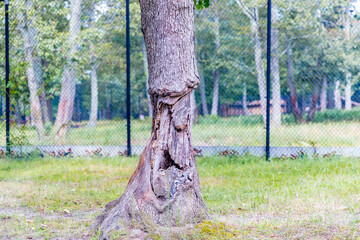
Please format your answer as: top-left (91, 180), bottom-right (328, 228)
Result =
top-left (93, 0), bottom-right (208, 237)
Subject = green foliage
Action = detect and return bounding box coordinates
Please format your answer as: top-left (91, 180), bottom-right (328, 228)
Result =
top-left (313, 107), bottom-right (360, 123)
top-left (195, 0), bottom-right (211, 9)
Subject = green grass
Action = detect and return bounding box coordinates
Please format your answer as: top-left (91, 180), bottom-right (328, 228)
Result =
top-left (1, 155), bottom-right (360, 239)
top-left (3, 115), bottom-right (360, 147)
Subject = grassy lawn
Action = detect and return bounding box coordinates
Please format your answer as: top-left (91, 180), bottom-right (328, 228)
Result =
top-left (1, 155), bottom-right (360, 239)
top-left (3, 117), bottom-right (360, 147)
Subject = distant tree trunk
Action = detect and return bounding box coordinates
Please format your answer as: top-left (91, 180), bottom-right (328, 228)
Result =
top-left (235, 1), bottom-right (266, 123)
top-left (105, 86), bottom-right (112, 120)
top-left (344, 6), bottom-right (351, 111)
top-left (334, 80), bottom-right (342, 109)
top-left (142, 40), bottom-right (152, 117)
top-left (243, 82), bottom-right (248, 116)
top-left (53, 0), bottom-right (82, 138)
top-left (211, 5), bottom-right (220, 116)
top-left (308, 81), bottom-right (320, 122)
top-left (302, 83), bottom-right (306, 114)
top-left (286, 43), bottom-right (303, 123)
top-left (320, 76), bottom-right (327, 112)
top-left (271, 5), bottom-right (281, 126)
top-left (87, 52), bottom-right (98, 127)
top-left (17, 1), bottom-right (46, 140)
top-left (93, 0), bottom-right (208, 236)
top-left (199, 70), bottom-right (208, 116)
top-left (250, 8), bottom-right (267, 123)
top-left (345, 73), bottom-right (351, 110)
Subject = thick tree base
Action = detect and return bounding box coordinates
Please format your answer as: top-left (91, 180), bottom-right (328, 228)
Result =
top-left (93, 145), bottom-right (208, 239)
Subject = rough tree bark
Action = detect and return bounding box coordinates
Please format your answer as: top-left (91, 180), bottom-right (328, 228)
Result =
top-left (320, 76), bottom-right (327, 112)
top-left (211, 4), bottom-right (220, 116)
top-left (93, 0), bottom-right (208, 237)
top-left (286, 43), bottom-right (303, 123)
top-left (271, 5), bottom-right (281, 126)
top-left (53, 0), bottom-right (82, 138)
top-left (17, 0), bottom-right (47, 140)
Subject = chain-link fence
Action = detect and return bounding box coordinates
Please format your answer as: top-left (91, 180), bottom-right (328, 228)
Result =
top-left (1, 0), bottom-right (360, 157)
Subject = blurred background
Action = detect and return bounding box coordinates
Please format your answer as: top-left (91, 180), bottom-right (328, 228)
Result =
top-left (1, 0), bottom-right (360, 157)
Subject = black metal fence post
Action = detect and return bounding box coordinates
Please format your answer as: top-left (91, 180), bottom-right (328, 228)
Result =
top-left (4, 0), bottom-right (10, 155)
top-left (266, 0), bottom-right (271, 161)
top-left (126, 0), bottom-right (131, 156)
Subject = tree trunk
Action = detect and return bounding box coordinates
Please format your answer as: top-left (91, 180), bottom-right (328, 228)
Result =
top-left (93, 0), bottom-right (208, 236)
top-left (87, 57), bottom-right (98, 127)
top-left (53, 0), bottom-right (82, 138)
top-left (17, 1), bottom-right (46, 140)
top-left (271, 5), bottom-right (281, 126)
top-left (88, 6), bottom-right (98, 127)
top-left (320, 76), bottom-right (327, 112)
top-left (243, 82), bottom-right (248, 116)
top-left (235, 2), bottom-right (266, 123)
top-left (334, 80), bottom-right (341, 109)
top-left (199, 70), bottom-right (208, 116)
top-left (345, 73), bottom-right (351, 110)
top-left (286, 44), bottom-right (303, 123)
top-left (211, 5), bottom-right (220, 116)
top-left (344, 7), bottom-right (351, 111)
top-left (302, 83), bottom-right (306, 114)
top-left (211, 69), bottom-right (219, 115)
top-left (250, 8), bottom-right (267, 123)
top-left (308, 81), bottom-right (320, 122)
